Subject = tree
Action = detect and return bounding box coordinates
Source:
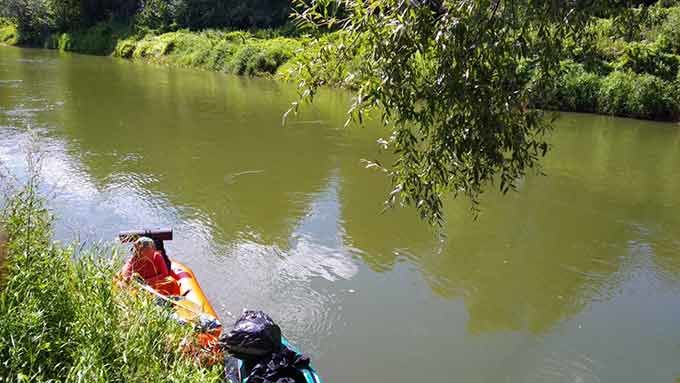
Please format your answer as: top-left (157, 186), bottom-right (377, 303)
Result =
top-left (290, 0), bottom-right (626, 224)
top-left (0, 0), bottom-right (54, 42)
top-left (50, 0), bottom-right (81, 30)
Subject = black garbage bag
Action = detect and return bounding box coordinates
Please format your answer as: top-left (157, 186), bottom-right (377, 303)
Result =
top-left (222, 311), bottom-right (312, 383)
top-left (222, 310), bottom-right (283, 360)
top-left (244, 346), bottom-right (311, 383)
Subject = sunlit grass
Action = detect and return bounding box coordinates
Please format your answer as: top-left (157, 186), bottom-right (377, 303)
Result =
top-left (113, 30), bottom-right (302, 76)
top-left (0, 186), bottom-right (223, 382)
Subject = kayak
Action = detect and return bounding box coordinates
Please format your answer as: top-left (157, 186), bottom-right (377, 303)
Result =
top-left (224, 337), bottom-right (324, 383)
top-left (118, 228), bottom-right (323, 382)
top-left (125, 258), bottom-right (224, 364)
top-left (169, 260), bottom-right (223, 360)
top-left (118, 228), bottom-right (223, 364)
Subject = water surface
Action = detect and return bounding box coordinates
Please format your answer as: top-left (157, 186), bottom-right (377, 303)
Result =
top-left (2, 45), bottom-right (680, 382)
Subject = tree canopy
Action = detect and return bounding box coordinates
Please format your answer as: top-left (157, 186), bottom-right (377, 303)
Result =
top-left (290, 0), bottom-right (633, 224)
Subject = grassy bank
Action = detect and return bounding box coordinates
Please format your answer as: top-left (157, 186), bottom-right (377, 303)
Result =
top-left (0, 187), bottom-right (222, 382)
top-left (531, 3), bottom-right (680, 121)
top-left (113, 29), bottom-right (303, 76)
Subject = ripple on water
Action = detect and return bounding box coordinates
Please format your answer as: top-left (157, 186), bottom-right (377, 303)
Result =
top-left (0, 79), bottom-right (22, 88)
top-left (531, 351), bottom-right (602, 383)
top-left (192, 237), bottom-right (357, 353)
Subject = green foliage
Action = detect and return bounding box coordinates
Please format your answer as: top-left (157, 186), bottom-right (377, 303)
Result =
top-left (45, 22), bottom-right (131, 54)
top-left (134, 0), bottom-right (183, 34)
top-left (113, 36), bottom-right (137, 57)
top-left (599, 70), bottom-right (678, 120)
top-left (290, 0), bottom-right (630, 223)
top-left (113, 30), bottom-right (301, 76)
top-left (49, 0), bottom-right (80, 30)
top-left (655, 5), bottom-right (680, 54)
top-left (552, 62), bottom-right (603, 113)
top-left (613, 41), bottom-right (680, 81)
top-left (173, 0), bottom-right (291, 30)
top-left (0, 18), bottom-right (18, 44)
top-left (0, 0), bottom-right (54, 43)
top-left (0, 187), bottom-right (223, 382)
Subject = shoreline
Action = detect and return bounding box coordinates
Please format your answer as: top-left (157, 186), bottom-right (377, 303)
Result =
top-left (2, 19), bottom-right (679, 123)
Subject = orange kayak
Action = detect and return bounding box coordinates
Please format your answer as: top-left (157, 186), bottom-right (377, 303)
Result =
top-left (117, 229), bottom-right (223, 364)
top-left (170, 260), bottom-right (220, 322)
top-left (123, 259), bottom-right (223, 365)
top-left (169, 260), bottom-right (223, 364)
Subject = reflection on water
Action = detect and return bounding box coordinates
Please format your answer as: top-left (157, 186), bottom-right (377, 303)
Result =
top-left (2, 45), bottom-right (680, 382)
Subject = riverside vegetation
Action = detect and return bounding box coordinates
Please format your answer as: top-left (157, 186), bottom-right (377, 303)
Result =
top-left (1, 2), bottom-right (679, 121)
top-left (0, 185), bottom-right (223, 382)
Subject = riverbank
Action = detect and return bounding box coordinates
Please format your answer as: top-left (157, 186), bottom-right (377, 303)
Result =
top-left (112, 29), bottom-right (304, 77)
top-left (0, 187), bottom-right (222, 382)
top-left (2, 2), bottom-right (680, 121)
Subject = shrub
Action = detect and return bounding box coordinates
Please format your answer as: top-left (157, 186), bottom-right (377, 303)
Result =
top-left (655, 6), bottom-right (680, 54)
top-left (599, 70), bottom-right (677, 120)
top-left (599, 71), bottom-right (639, 116)
top-left (205, 40), bottom-right (235, 71)
top-left (229, 45), bottom-right (261, 75)
top-left (114, 38), bottom-right (137, 58)
top-left (556, 62), bottom-right (603, 113)
top-left (44, 31), bottom-right (72, 50)
top-left (630, 73), bottom-right (675, 119)
top-left (134, 0), bottom-right (184, 34)
top-left (1, 0), bottom-right (54, 44)
top-left (43, 22), bottom-right (131, 54)
top-left (529, 61), bottom-right (601, 113)
top-left (613, 41), bottom-right (680, 81)
top-left (0, 21), bottom-right (18, 45)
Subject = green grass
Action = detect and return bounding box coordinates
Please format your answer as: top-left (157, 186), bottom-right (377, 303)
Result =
top-left (113, 30), bottom-right (302, 76)
top-left (0, 187), bottom-right (222, 382)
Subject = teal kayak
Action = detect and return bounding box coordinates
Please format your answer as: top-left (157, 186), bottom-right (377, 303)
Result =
top-left (224, 337), bottom-right (323, 383)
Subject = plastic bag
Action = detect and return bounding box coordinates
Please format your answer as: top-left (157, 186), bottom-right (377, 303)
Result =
top-left (222, 310), bottom-right (283, 360)
top-left (222, 311), bottom-right (312, 383)
top-left (245, 346), bottom-right (310, 383)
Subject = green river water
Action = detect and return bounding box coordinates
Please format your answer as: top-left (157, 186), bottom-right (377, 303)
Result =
top-left (2, 45), bottom-right (680, 382)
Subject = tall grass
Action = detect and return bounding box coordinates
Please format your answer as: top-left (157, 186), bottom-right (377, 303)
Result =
top-left (0, 185), bottom-right (222, 383)
top-left (113, 30), bottom-right (302, 76)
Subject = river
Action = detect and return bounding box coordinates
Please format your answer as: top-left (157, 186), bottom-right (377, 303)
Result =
top-left (2, 45), bottom-right (680, 382)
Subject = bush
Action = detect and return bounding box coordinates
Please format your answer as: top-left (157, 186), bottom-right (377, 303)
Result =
top-left (113, 37), bottom-right (137, 58)
top-left (654, 6), bottom-right (680, 54)
top-left (613, 41), bottom-right (680, 81)
top-left (229, 45), bottom-right (261, 75)
top-left (1, 0), bottom-right (54, 44)
top-left (44, 22), bottom-right (131, 54)
top-left (112, 29), bottom-right (300, 76)
top-left (0, 20), bottom-right (18, 45)
top-left (529, 61), bottom-right (601, 113)
top-left (599, 70), bottom-right (677, 120)
top-left (556, 62), bottom-right (603, 113)
top-left (0, 187), bottom-right (223, 382)
top-left (134, 0), bottom-right (184, 34)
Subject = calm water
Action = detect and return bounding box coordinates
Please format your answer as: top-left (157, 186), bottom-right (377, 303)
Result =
top-left (2, 45), bottom-right (680, 382)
